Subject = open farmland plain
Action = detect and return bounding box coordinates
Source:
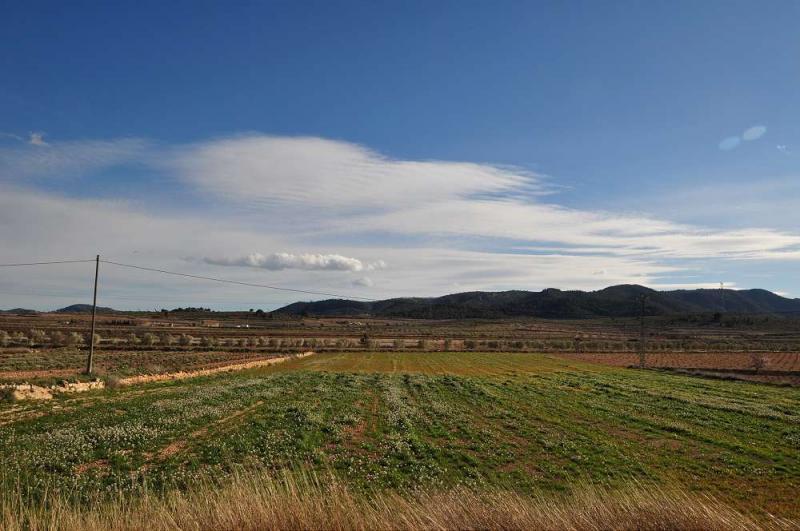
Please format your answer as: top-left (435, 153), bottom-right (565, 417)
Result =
top-left (2, 311), bottom-right (800, 386)
top-left (1, 351), bottom-right (799, 528)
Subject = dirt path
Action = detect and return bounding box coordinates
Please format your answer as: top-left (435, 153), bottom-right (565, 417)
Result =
top-left (0, 368), bottom-right (77, 381)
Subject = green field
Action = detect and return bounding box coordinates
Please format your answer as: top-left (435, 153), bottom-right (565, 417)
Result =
top-left (2, 352), bottom-right (798, 519)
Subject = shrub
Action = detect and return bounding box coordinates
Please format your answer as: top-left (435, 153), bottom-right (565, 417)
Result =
top-left (443, 339), bottom-right (452, 351)
top-left (0, 387), bottom-right (13, 402)
top-left (11, 332), bottom-right (29, 346)
top-left (200, 336), bottom-right (217, 348)
top-left (394, 338), bottom-right (404, 351)
top-left (178, 334), bottom-right (194, 346)
top-left (142, 333), bottom-right (158, 346)
top-left (161, 333), bottom-right (177, 346)
top-left (66, 332), bottom-right (84, 346)
top-left (29, 329), bottom-right (48, 346)
top-left (127, 332), bottom-right (140, 345)
top-left (51, 331), bottom-right (67, 346)
top-left (0, 331), bottom-right (9, 347)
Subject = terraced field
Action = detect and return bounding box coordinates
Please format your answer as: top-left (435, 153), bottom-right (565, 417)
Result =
top-left (1, 352), bottom-right (799, 522)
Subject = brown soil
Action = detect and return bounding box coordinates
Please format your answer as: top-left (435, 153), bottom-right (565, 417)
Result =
top-left (560, 352), bottom-right (800, 384)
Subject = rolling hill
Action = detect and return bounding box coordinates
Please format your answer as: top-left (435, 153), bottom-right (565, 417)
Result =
top-left (276, 285), bottom-right (800, 319)
top-left (56, 304), bottom-right (116, 314)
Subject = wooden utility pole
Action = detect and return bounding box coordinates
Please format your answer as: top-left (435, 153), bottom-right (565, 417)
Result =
top-left (86, 255), bottom-right (99, 374)
top-left (638, 295), bottom-right (647, 368)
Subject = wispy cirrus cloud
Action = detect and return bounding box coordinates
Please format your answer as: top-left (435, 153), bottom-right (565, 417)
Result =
top-left (0, 138), bottom-right (149, 181)
top-left (165, 135), bottom-right (537, 209)
top-left (1, 132), bottom-right (799, 309)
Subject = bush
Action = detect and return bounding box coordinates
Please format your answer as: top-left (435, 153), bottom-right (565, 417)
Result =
top-left (200, 336), bottom-right (217, 348)
top-left (142, 333), bottom-right (158, 346)
top-left (50, 331), bottom-right (66, 346)
top-left (178, 334), bottom-right (194, 346)
top-left (161, 334), bottom-right (177, 346)
top-left (127, 332), bottom-right (140, 345)
top-left (67, 332), bottom-right (84, 346)
top-left (29, 329), bottom-right (48, 346)
top-left (0, 331), bottom-right (9, 348)
top-left (11, 332), bottom-right (29, 346)
top-left (394, 338), bottom-right (404, 351)
top-left (0, 387), bottom-right (13, 402)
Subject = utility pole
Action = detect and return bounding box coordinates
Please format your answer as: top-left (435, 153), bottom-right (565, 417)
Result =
top-left (638, 294), bottom-right (647, 368)
top-left (86, 255), bottom-right (99, 374)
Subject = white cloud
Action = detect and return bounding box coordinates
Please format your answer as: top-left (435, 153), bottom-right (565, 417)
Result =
top-left (2, 133), bottom-right (800, 309)
top-left (202, 252), bottom-right (385, 272)
top-left (158, 134), bottom-right (800, 264)
top-left (28, 132), bottom-right (48, 146)
top-left (742, 125), bottom-right (766, 141)
top-left (327, 198), bottom-right (800, 260)
top-left (166, 135), bottom-right (534, 208)
top-left (352, 277), bottom-right (373, 287)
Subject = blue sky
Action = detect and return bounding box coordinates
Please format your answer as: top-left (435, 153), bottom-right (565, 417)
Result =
top-left (1, 1), bottom-right (799, 310)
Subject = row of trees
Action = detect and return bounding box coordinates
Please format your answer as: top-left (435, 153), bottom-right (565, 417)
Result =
top-left (0, 330), bottom-right (793, 363)
top-left (0, 329), bottom-right (89, 347)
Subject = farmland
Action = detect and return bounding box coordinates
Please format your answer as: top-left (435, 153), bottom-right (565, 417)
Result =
top-left (1, 351), bottom-right (799, 528)
top-left (2, 311), bottom-right (800, 385)
top-left (2, 310), bottom-right (800, 527)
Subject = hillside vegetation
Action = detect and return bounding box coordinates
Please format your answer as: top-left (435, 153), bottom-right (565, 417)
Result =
top-left (278, 285), bottom-right (800, 319)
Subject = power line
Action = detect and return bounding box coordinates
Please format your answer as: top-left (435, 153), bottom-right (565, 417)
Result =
top-left (0, 256), bottom-right (378, 302)
top-left (0, 259), bottom-right (95, 267)
top-left (100, 259), bottom-right (378, 301)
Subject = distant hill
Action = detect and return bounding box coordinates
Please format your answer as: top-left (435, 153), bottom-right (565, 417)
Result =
top-left (275, 285), bottom-right (800, 319)
top-left (0, 308), bottom-right (39, 315)
top-left (56, 304), bottom-right (116, 314)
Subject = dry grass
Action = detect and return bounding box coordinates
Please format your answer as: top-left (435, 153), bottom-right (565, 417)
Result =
top-left (3, 469), bottom-right (794, 531)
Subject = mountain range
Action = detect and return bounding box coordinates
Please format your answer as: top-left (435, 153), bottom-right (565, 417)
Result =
top-left (276, 285), bottom-right (800, 319)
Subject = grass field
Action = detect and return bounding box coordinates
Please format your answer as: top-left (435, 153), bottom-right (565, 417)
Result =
top-left (2, 351), bottom-right (799, 527)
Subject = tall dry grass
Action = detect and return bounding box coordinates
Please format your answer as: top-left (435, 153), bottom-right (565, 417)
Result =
top-left (2, 469), bottom-right (793, 531)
